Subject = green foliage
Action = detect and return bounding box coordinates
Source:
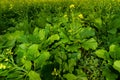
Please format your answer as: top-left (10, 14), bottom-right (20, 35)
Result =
top-left (1, 0), bottom-right (120, 80)
top-left (82, 38), bottom-right (98, 50)
top-left (113, 60), bottom-right (120, 73)
top-left (28, 70), bottom-right (41, 80)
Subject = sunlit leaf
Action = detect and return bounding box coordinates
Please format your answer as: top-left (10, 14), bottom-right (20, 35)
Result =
top-left (113, 60), bottom-right (120, 72)
top-left (82, 38), bottom-right (98, 50)
top-left (63, 73), bottom-right (77, 80)
top-left (26, 44), bottom-right (40, 60)
top-left (28, 70), bottom-right (41, 80)
top-left (34, 51), bottom-right (50, 69)
top-left (95, 49), bottom-right (107, 59)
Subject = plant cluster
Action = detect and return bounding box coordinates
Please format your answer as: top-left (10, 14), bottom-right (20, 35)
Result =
top-left (0, 0), bottom-right (120, 80)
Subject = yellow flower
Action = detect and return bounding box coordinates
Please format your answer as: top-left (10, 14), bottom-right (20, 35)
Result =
top-left (68, 29), bottom-right (72, 33)
top-left (64, 14), bottom-right (67, 18)
top-left (70, 4), bottom-right (75, 8)
top-left (9, 4), bottom-right (13, 9)
top-left (78, 14), bottom-right (84, 19)
top-left (5, 58), bottom-right (9, 61)
top-left (51, 68), bottom-right (58, 76)
top-left (2, 65), bottom-right (6, 69)
top-left (0, 63), bottom-right (6, 69)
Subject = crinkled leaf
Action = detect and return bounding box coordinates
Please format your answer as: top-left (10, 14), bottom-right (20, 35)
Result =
top-left (69, 52), bottom-right (81, 60)
top-left (28, 71), bottom-right (41, 80)
top-left (113, 60), bottom-right (120, 72)
top-left (103, 68), bottom-right (118, 80)
top-left (39, 29), bottom-right (45, 40)
top-left (82, 38), bottom-right (98, 50)
top-left (79, 27), bottom-right (95, 39)
top-left (108, 28), bottom-right (117, 34)
top-left (68, 59), bottom-right (76, 73)
top-left (34, 51), bottom-right (50, 69)
top-left (24, 60), bottom-right (32, 71)
top-left (4, 39), bottom-right (16, 48)
top-left (94, 18), bottom-right (102, 29)
top-left (26, 44), bottom-right (40, 60)
top-left (7, 71), bottom-right (24, 79)
top-left (45, 34), bottom-right (60, 46)
top-left (33, 27), bottom-right (39, 36)
top-left (95, 49), bottom-right (107, 59)
top-left (109, 44), bottom-right (120, 52)
top-left (63, 73), bottom-right (77, 80)
top-left (110, 16), bottom-right (120, 28)
top-left (6, 31), bottom-right (24, 40)
top-left (109, 44), bottom-right (120, 59)
top-left (66, 44), bottom-right (81, 52)
top-left (75, 69), bottom-right (88, 80)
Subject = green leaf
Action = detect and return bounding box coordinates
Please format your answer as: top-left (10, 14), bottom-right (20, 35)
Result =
top-left (24, 60), bottom-right (32, 71)
top-left (63, 73), bottom-right (77, 80)
top-left (28, 70), bottom-right (41, 80)
top-left (4, 39), bottom-right (16, 48)
top-left (68, 59), bottom-right (76, 73)
top-left (109, 44), bottom-right (119, 52)
top-left (66, 44), bottom-right (80, 52)
top-left (82, 38), bottom-right (98, 50)
top-left (110, 16), bottom-right (120, 28)
top-left (33, 27), bottom-right (39, 36)
top-left (70, 52), bottom-right (81, 60)
top-left (113, 60), bottom-right (120, 72)
top-left (94, 18), bottom-right (102, 29)
top-left (39, 29), bottom-right (45, 40)
top-left (34, 51), bottom-right (50, 69)
top-left (79, 27), bottom-right (95, 39)
top-left (109, 44), bottom-right (120, 59)
top-left (45, 34), bottom-right (60, 46)
top-left (26, 44), bottom-right (40, 60)
top-left (75, 69), bottom-right (88, 80)
top-left (5, 31), bottom-right (24, 40)
top-left (7, 71), bottom-right (24, 79)
top-left (103, 68), bottom-right (118, 80)
top-left (95, 49), bottom-right (107, 59)
top-left (107, 28), bottom-right (117, 34)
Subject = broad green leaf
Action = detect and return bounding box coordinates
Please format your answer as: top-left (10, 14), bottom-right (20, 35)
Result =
top-left (82, 38), bottom-right (98, 50)
top-left (5, 31), bottom-right (24, 40)
top-left (109, 44), bottom-right (120, 59)
top-left (34, 51), bottom-right (50, 69)
top-left (107, 28), bottom-right (117, 34)
top-left (45, 34), bottom-right (60, 46)
top-left (103, 68), bottom-right (118, 80)
top-left (7, 71), bottom-right (24, 79)
top-left (33, 27), bottom-right (39, 36)
top-left (28, 70), bottom-right (41, 80)
top-left (94, 18), bottom-right (102, 29)
top-left (68, 59), bottom-right (76, 73)
top-left (70, 52), bottom-right (81, 60)
top-left (63, 73), bottom-right (77, 80)
top-left (24, 60), bottom-right (32, 71)
top-left (110, 16), bottom-right (120, 28)
top-left (39, 29), bottom-right (45, 40)
top-left (66, 44), bottom-right (81, 52)
top-left (75, 69), bottom-right (88, 80)
top-left (95, 49), bottom-right (107, 59)
top-left (59, 31), bottom-right (69, 43)
top-left (79, 27), bottom-right (95, 39)
top-left (19, 43), bottom-right (30, 50)
top-left (48, 34), bottom-right (60, 41)
top-left (113, 60), bottom-right (120, 72)
top-left (26, 44), bottom-right (40, 60)
top-left (4, 39), bottom-right (16, 48)
top-left (109, 44), bottom-right (119, 52)
top-left (15, 43), bottom-right (30, 58)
